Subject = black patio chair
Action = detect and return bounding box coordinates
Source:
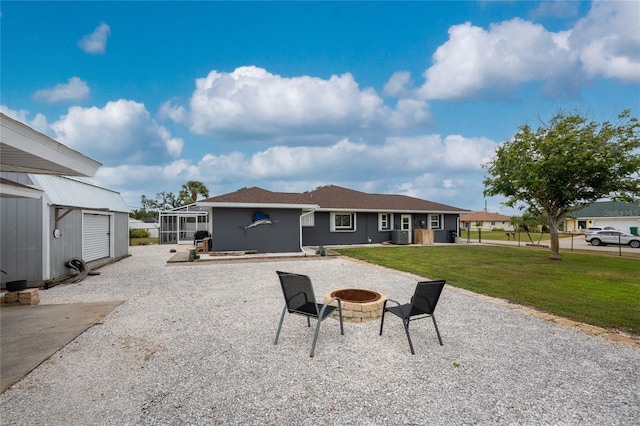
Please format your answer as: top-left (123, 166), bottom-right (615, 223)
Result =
top-left (274, 271), bottom-right (344, 357)
top-left (193, 230), bottom-right (210, 246)
top-left (379, 280), bottom-right (446, 354)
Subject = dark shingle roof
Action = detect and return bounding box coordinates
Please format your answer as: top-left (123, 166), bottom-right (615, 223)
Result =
top-left (303, 185), bottom-right (466, 212)
top-left (201, 184), bottom-right (467, 213)
top-left (201, 187), bottom-right (311, 205)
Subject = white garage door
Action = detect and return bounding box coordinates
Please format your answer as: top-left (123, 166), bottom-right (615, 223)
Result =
top-left (83, 213), bottom-right (111, 262)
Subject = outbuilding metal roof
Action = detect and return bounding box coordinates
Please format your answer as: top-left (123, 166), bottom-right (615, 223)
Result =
top-left (30, 174), bottom-right (130, 213)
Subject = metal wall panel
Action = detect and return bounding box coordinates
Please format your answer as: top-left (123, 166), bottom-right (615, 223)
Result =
top-left (49, 207), bottom-right (83, 279)
top-left (113, 213), bottom-right (130, 259)
top-left (0, 195), bottom-right (43, 283)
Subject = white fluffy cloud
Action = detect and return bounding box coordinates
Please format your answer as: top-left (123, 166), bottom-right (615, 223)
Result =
top-left (419, 19), bottom-right (575, 99)
top-left (419, 1), bottom-right (639, 100)
top-left (32, 77), bottom-right (90, 103)
top-left (50, 100), bottom-right (183, 163)
top-left (190, 134), bottom-right (496, 185)
top-left (571, 1), bottom-right (640, 82)
top-left (383, 71), bottom-right (412, 97)
top-left (0, 105), bottom-right (49, 134)
top-left (530, 1), bottom-right (579, 19)
top-left (78, 22), bottom-right (111, 54)
top-left (164, 66), bottom-right (432, 141)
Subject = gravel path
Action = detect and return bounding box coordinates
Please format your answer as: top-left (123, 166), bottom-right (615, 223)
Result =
top-left (1, 245), bottom-right (638, 425)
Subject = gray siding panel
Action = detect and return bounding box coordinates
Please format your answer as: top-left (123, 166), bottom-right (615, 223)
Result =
top-left (0, 196), bottom-right (43, 282)
top-left (303, 212), bottom-right (461, 245)
top-left (113, 213), bottom-right (130, 259)
top-left (212, 208), bottom-right (302, 253)
top-left (303, 212), bottom-right (392, 246)
top-left (50, 208), bottom-right (83, 279)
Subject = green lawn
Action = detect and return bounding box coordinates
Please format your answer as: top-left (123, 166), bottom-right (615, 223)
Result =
top-left (335, 245), bottom-right (640, 336)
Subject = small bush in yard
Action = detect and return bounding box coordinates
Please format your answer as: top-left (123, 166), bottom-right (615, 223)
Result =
top-left (130, 229), bottom-right (150, 238)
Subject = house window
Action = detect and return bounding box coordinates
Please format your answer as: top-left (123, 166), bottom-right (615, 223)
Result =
top-left (429, 214), bottom-right (442, 229)
top-left (301, 212), bottom-right (315, 227)
top-left (378, 213), bottom-right (391, 231)
top-left (331, 212), bottom-right (356, 232)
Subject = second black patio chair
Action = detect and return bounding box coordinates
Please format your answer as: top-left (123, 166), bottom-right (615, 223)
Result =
top-left (379, 280), bottom-right (446, 354)
top-left (274, 271), bottom-right (344, 357)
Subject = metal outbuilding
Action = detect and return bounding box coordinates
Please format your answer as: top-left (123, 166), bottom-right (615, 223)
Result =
top-left (1, 113), bottom-right (129, 287)
top-left (1, 174), bottom-right (130, 285)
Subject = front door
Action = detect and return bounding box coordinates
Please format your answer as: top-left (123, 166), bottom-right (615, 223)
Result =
top-left (401, 214), bottom-right (412, 244)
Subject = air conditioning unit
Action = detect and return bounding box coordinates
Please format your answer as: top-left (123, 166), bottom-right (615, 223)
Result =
top-left (391, 230), bottom-right (409, 245)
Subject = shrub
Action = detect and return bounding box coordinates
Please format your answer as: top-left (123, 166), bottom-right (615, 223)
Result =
top-left (130, 228), bottom-right (150, 238)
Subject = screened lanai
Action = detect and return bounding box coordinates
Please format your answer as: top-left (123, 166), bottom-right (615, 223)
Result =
top-left (159, 204), bottom-right (208, 245)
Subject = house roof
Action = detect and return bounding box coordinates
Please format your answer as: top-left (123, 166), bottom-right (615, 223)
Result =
top-left (302, 185), bottom-right (467, 213)
top-left (460, 211), bottom-right (512, 222)
top-left (200, 184), bottom-right (468, 213)
top-left (568, 201), bottom-right (640, 218)
top-left (199, 187), bottom-right (317, 209)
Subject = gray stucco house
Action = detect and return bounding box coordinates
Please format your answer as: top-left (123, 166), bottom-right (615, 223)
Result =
top-left (196, 185), bottom-right (468, 253)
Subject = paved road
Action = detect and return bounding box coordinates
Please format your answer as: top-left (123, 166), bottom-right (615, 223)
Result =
top-left (460, 233), bottom-right (639, 255)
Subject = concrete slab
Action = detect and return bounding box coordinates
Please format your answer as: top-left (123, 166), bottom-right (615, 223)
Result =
top-left (0, 301), bottom-right (123, 393)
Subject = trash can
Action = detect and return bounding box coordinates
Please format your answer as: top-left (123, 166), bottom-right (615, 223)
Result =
top-left (631, 227), bottom-right (638, 236)
top-left (447, 230), bottom-right (457, 243)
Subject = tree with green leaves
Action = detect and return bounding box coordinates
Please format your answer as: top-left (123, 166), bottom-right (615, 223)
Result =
top-left (484, 110), bottom-right (640, 260)
top-left (155, 191), bottom-right (180, 210)
top-left (511, 211), bottom-right (547, 244)
top-left (179, 180), bottom-right (209, 204)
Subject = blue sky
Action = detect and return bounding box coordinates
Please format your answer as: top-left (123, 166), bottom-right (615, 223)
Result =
top-left (2, 1), bottom-right (639, 214)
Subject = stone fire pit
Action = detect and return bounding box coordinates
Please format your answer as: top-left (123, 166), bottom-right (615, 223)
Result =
top-left (323, 288), bottom-right (386, 323)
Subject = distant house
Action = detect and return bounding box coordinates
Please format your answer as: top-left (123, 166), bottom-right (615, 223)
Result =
top-left (192, 185), bottom-right (468, 253)
top-left (565, 201), bottom-right (640, 234)
top-left (129, 217), bottom-right (160, 238)
top-left (1, 113), bottom-right (129, 287)
top-left (459, 212), bottom-right (514, 231)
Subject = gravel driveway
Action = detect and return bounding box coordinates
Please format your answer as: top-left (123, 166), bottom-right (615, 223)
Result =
top-left (1, 245), bottom-right (638, 425)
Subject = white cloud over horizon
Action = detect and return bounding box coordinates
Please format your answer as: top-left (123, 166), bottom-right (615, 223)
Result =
top-left (77, 22), bottom-right (111, 54)
top-left (32, 77), bottom-right (90, 103)
top-left (83, 133), bottom-right (497, 210)
top-left (419, 0), bottom-right (639, 100)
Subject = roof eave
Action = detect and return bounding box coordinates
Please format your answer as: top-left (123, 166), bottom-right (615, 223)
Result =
top-left (198, 202), bottom-right (319, 210)
top-left (0, 179), bottom-right (43, 199)
top-left (0, 113), bottom-right (102, 177)
top-left (315, 207), bottom-right (469, 214)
